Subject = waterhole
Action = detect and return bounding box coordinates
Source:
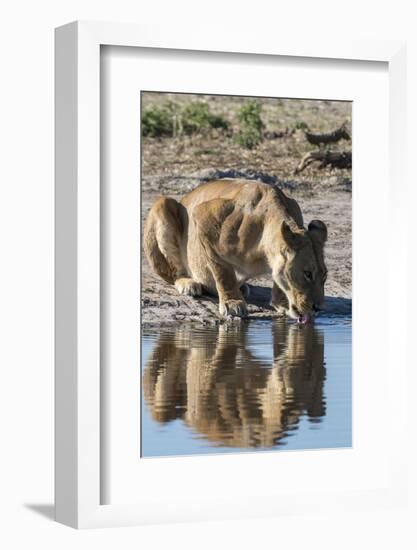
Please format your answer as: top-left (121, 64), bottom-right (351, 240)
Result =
top-left (141, 317), bottom-right (351, 457)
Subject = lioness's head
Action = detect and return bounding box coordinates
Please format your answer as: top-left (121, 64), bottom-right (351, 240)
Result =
top-left (273, 219), bottom-right (327, 323)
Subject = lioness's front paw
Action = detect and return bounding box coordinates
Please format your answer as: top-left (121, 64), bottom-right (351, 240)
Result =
top-left (219, 299), bottom-right (248, 318)
top-left (175, 278), bottom-right (202, 297)
top-left (271, 301), bottom-right (289, 317)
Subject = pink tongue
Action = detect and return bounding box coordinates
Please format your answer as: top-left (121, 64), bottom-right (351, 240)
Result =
top-left (297, 314), bottom-right (310, 325)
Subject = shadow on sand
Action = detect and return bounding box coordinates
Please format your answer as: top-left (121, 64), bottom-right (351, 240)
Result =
top-left (244, 284), bottom-right (351, 317)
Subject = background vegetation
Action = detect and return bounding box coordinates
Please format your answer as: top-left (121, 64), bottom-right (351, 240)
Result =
top-left (141, 92), bottom-right (352, 191)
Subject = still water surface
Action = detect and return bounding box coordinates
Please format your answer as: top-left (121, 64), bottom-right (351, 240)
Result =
top-left (141, 318), bottom-right (351, 457)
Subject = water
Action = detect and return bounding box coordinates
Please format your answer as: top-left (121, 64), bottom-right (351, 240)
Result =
top-left (141, 318), bottom-right (351, 457)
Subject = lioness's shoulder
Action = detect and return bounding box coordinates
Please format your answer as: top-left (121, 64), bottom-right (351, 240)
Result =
top-left (226, 180), bottom-right (297, 217)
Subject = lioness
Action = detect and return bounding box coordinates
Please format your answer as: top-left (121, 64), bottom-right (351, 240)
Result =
top-left (144, 179), bottom-right (327, 322)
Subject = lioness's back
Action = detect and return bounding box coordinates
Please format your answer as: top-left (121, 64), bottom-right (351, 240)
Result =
top-left (181, 179), bottom-right (302, 227)
top-left (180, 179), bottom-right (247, 210)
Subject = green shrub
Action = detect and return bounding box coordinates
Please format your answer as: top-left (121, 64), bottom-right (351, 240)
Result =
top-left (141, 103), bottom-right (175, 137)
top-left (294, 121), bottom-right (309, 131)
top-left (142, 100), bottom-right (229, 137)
top-left (235, 128), bottom-right (263, 149)
top-left (237, 100), bottom-right (263, 130)
top-left (236, 100), bottom-right (264, 149)
top-left (181, 102), bottom-right (229, 135)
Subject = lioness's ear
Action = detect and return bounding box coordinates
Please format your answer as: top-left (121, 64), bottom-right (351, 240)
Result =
top-left (308, 220), bottom-right (327, 243)
top-left (281, 220), bottom-right (304, 249)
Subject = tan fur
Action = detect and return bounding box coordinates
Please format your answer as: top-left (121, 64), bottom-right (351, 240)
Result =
top-left (144, 179), bottom-right (327, 319)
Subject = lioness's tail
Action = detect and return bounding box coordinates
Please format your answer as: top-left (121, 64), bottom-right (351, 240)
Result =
top-left (143, 196), bottom-right (186, 284)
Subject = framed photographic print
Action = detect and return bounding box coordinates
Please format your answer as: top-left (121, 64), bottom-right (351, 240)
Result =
top-left (139, 90), bottom-right (352, 459)
top-left (55, 21), bottom-right (408, 528)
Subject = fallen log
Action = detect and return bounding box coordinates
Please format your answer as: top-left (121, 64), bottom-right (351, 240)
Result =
top-left (294, 150), bottom-right (352, 174)
top-left (304, 123), bottom-right (350, 147)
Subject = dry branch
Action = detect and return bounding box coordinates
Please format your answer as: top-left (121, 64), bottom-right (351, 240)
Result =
top-left (304, 123), bottom-right (351, 147)
top-left (294, 150), bottom-right (352, 174)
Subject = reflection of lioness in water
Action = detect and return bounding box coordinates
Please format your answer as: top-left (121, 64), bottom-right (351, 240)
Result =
top-left (144, 179), bottom-right (327, 322)
top-left (143, 322), bottom-right (325, 448)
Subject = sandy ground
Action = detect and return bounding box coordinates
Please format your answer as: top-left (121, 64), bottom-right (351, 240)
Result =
top-left (140, 95), bottom-right (352, 326)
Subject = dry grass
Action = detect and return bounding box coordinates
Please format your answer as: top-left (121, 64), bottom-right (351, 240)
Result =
top-left (141, 92), bottom-right (352, 190)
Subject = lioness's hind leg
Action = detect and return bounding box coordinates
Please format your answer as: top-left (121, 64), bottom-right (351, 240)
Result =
top-left (144, 197), bottom-right (190, 286)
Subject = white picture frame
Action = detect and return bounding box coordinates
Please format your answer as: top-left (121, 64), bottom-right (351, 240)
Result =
top-left (55, 20), bottom-right (407, 529)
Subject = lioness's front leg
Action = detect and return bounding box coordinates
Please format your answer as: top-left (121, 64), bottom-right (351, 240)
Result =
top-left (210, 260), bottom-right (248, 318)
top-left (271, 282), bottom-right (289, 317)
top-left (191, 198), bottom-right (248, 318)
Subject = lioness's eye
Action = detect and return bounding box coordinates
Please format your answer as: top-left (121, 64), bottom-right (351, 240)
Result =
top-left (304, 270), bottom-right (313, 281)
